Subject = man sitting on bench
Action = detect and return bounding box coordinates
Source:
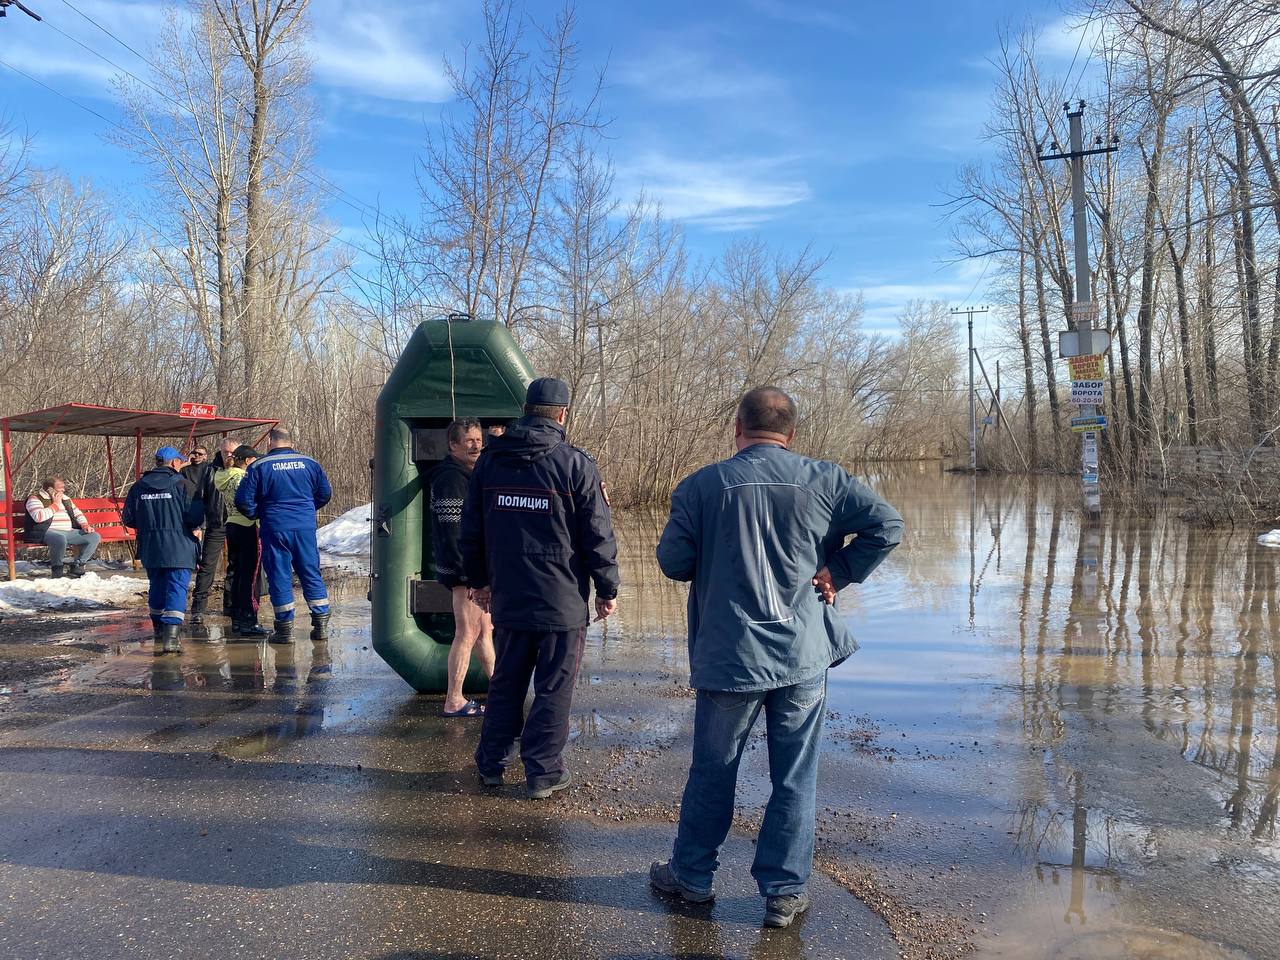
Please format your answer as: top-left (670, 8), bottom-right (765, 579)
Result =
top-left (24, 475), bottom-right (101, 578)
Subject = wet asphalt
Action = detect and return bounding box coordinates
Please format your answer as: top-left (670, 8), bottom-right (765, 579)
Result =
top-left (0, 604), bottom-right (896, 960)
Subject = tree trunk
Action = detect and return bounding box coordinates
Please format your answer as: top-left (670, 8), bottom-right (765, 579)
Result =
top-left (1135, 123), bottom-right (1167, 460)
top-left (1018, 216), bottom-right (1038, 465)
top-left (1030, 216), bottom-right (1062, 463)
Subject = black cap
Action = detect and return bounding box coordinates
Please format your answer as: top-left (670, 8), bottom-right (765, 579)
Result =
top-left (232, 445), bottom-right (260, 460)
top-left (526, 377), bottom-right (570, 407)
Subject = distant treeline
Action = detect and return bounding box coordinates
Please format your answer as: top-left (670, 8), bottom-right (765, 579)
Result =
top-left (950, 0), bottom-right (1280, 477)
top-left (0, 0), bottom-right (970, 512)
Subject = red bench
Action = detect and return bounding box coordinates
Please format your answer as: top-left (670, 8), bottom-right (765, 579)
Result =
top-left (1, 497), bottom-right (135, 560)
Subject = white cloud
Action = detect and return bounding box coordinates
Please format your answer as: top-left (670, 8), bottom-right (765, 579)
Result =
top-left (1, 0), bottom-right (451, 105)
top-left (616, 41), bottom-right (783, 103)
top-left (1038, 14), bottom-right (1106, 66)
top-left (308, 3), bottom-right (452, 103)
top-left (615, 152), bottom-right (809, 230)
top-left (849, 259), bottom-right (992, 334)
top-left (0, 0), bottom-right (167, 91)
top-left (746, 0), bottom-right (857, 35)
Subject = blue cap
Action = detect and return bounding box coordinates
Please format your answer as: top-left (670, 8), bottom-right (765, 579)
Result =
top-left (155, 445), bottom-right (184, 463)
top-left (526, 377), bottom-right (570, 407)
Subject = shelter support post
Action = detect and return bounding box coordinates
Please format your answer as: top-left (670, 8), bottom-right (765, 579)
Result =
top-left (105, 437), bottom-right (117, 499)
top-left (3, 418), bottom-right (14, 582)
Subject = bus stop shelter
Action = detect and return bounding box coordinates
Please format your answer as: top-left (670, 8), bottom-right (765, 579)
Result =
top-left (2, 403), bottom-right (278, 581)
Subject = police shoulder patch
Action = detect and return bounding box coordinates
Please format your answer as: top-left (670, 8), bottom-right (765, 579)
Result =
top-left (569, 444), bottom-right (598, 464)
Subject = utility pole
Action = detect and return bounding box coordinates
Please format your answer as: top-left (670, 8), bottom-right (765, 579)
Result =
top-left (951, 305), bottom-right (989, 472)
top-left (1037, 102), bottom-right (1118, 511)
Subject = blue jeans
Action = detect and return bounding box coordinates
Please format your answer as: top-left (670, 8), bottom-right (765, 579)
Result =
top-left (670, 672), bottom-right (827, 898)
top-left (44, 529), bottom-right (101, 567)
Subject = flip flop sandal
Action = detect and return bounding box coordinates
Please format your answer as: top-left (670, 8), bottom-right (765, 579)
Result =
top-left (441, 700), bottom-right (485, 718)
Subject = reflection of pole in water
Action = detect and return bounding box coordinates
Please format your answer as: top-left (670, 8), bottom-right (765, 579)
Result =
top-left (1066, 772), bottom-right (1088, 925)
top-left (968, 472), bottom-right (976, 626)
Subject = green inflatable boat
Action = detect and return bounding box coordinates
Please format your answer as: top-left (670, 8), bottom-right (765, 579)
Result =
top-left (371, 318), bottom-right (534, 693)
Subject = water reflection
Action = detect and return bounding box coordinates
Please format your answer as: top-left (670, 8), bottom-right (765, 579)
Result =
top-left (614, 464), bottom-right (1279, 958)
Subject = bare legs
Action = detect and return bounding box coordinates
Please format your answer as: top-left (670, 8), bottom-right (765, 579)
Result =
top-left (443, 585), bottom-right (495, 714)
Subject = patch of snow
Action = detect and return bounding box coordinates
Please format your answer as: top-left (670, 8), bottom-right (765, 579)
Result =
top-left (317, 503), bottom-right (371, 571)
top-left (0, 572), bottom-right (146, 616)
top-left (1259, 529), bottom-right (1280, 548)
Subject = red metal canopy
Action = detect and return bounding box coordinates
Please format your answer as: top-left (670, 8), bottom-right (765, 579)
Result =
top-left (2, 403), bottom-right (279, 581)
top-left (3, 402), bottom-right (277, 438)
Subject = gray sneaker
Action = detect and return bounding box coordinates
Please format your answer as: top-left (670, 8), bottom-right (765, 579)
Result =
top-left (763, 892), bottom-right (810, 928)
top-left (649, 861), bottom-right (714, 903)
top-left (526, 770), bottom-right (572, 799)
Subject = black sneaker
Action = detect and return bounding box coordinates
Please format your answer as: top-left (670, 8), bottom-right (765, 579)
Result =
top-left (50, 565), bottom-right (66, 579)
top-left (526, 770), bottom-right (572, 800)
top-left (232, 622), bottom-right (269, 639)
top-left (649, 861), bottom-right (714, 903)
top-left (763, 892), bottom-right (810, 928)
top-left (67, 562), bottom-right (86, 578)
top-left (479, 770), bottom-right (504, 788)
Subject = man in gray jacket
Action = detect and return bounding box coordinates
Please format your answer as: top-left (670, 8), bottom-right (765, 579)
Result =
top-left (650, 386), bottom-right (904, 928)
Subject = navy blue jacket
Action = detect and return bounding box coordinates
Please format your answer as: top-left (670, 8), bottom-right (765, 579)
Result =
top-left (121, 466), bottom-right (205, 570)
top-left (460, 416), bottom-right (619, 630)
top-left (429, 455), bottom-right (471, 589)
top-left (657, 443), bottom-right (903, 692)
top-left (235, 447), bottom-right (332, 532)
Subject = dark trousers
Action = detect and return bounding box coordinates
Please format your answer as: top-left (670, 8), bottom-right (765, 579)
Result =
top-left (225, 524), bottom-right (261, 624)
top-left (190, 524), bottom-right (226, 612)
top-left (475, 626), bottom-right (585, 790)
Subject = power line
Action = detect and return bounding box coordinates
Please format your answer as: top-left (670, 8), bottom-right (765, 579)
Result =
top-left (0, 56), bottom-right (385, 265)
top-left (35, 3), bottom-right (385, 224)
top-left (56, 0), bottom-right (149, 64)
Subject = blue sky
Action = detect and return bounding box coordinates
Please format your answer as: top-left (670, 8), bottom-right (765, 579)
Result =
top-left (0, 0), bottom-right (1098, 335)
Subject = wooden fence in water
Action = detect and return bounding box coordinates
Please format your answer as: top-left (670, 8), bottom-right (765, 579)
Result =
top-left (1150, 446), bottom-right (1280, 486)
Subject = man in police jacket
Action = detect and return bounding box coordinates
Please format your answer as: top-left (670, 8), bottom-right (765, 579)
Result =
top-left (121, 446), bottom-right (206, 655)
top-left (461, 377), bottom-right (620, 799)
top-left (234, 427), bottom-right (333, 644)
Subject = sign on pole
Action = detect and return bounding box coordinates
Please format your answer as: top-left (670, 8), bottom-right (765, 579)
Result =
top-left (1068, 355), bottom-right (1105, 381)
top-left (1070, 415), bottom-right (1107, 433)
top-left (1070, 380), bottom-right (1105, 405)
top-left (180, 402), bottom-right (217, 419)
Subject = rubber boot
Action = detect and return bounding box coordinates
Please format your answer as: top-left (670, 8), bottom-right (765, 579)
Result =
top-left (158, 623), bottom-right (181, 655)
top-left (309, 612), bottom-right (330, 643)
top-left (232, 619), bottom-right (269, 639)
top-left (270, 619), bottom-right (293, 645)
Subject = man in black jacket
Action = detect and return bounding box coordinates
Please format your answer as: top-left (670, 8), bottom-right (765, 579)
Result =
top-left (122, 447), bottom-right (205, 655)
top-left (184, 438), bottom-right (236, 623)
top-left (430, 417), bottom-right (494, 717)
top-left (461, 377), bottom-right (620, 799)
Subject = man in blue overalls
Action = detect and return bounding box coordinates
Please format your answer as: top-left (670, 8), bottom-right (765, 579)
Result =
top-left (234, 426), bottom-right (333, 644)
top-left (121, 446), bottom-right (206, 655)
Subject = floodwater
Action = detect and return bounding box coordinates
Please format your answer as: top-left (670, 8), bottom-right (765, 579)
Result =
top-left (0, 463), bottom-right (1277, 959)
top-left (601, 463), bottom-right (1279, 959)
top-left (827, 464), bottom-right (1279, 959)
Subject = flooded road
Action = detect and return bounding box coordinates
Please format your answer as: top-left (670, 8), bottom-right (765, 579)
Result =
top-left (0, 463), bottom-right (1277, 959)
